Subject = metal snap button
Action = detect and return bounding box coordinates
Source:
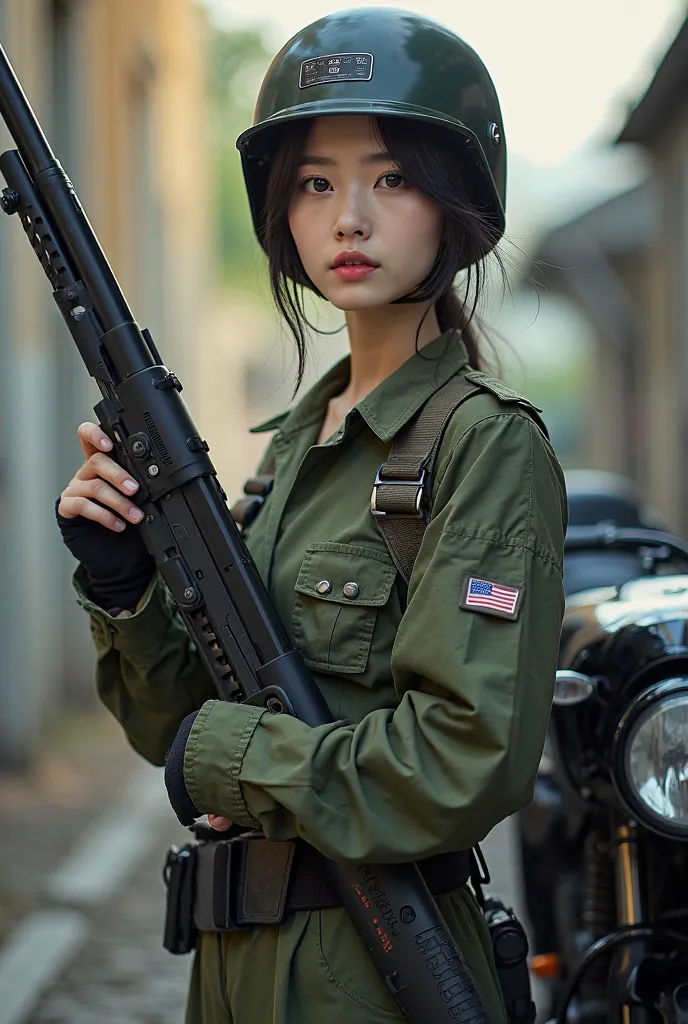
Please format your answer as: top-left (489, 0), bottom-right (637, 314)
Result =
top-left (343, 582), bottom-right (360, 599)
top-left (315, 580), bottom-right (332, 595)
top-left (487, 121), bottom-right (501, 148)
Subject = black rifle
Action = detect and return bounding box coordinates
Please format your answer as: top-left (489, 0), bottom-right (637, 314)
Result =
top-left (0, 41), bottom-right (486, 1024)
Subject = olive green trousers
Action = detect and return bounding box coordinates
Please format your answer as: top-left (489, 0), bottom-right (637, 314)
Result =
top-left (185, 886), bottom-right (506, 1023)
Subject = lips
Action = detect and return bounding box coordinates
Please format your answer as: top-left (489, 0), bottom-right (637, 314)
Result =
top-left (331, 250), bottom-right (380, 269)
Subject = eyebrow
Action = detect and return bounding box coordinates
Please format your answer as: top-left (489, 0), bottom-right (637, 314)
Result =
top-left (298, 151), bottom-right (395, 167)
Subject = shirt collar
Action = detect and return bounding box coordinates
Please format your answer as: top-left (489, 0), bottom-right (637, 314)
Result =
top-left (249, 331), bottom-right (469, 442)
top-left (355, 331), bottom-right (469, 441)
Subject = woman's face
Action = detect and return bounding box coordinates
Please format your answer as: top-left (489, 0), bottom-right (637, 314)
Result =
top-left (288, 115), bottom-right (442, 311)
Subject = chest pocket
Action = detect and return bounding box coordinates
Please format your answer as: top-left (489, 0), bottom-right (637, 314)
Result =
top-left (292, 542), bottom-right (396, 676)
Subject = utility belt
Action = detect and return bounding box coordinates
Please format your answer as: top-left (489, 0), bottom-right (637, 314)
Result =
top-left (163, 826), bottom-right (472, 952)
top-left (163, 828), bottom-right (535, 1024)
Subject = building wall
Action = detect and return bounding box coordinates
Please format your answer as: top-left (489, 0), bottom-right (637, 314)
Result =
top-left (535, 122), bottom-right (688, 532)
top-left (0, 0), bottom-right (57, 767)
top-left (76, 0), bottom-right (209, 384)
top-left (642, 97), bottom-right (688, 532)
top-left (0, 0), bottom-right (210, 767)
top-left (621, 256), bottom-right (650, 490)
top-left (582, 326), bottom-right (629, 474)
top-left (538, 250), bottom-right (645, 485)
top-left (586, 254), bottom-right (647, 490)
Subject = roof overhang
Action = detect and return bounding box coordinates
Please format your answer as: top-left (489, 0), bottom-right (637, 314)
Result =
top-left (533, 183), bottom-right (654, 266)
top-left (618, 17), bottom-right (688, 144)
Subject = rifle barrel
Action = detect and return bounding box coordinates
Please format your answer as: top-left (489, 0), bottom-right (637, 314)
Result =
top-left (0, 41), bottom-right (55, 174)
top-left (0, 41), bottom-right (138, 334)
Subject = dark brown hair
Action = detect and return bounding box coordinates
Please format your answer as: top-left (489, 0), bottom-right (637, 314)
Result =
top-left (263, 116), bottom-right (506, 390)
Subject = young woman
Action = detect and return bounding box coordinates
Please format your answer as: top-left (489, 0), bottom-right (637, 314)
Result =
top-left (57, 8), bottom-right (567, 1022)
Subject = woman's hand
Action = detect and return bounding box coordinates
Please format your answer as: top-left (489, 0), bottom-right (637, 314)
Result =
top-left (58, 421), bottom-right (144, 532)
top-left (56, 422), bottom-right (155, 611)
top-left (208, 814), bottom-right (232, 831)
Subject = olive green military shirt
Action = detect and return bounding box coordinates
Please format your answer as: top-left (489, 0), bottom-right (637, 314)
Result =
top-left (74, 331), bottom-right (567, 863)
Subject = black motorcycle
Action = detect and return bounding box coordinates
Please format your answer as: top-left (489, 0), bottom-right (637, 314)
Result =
top-left (518, 472), bottom-right (688, 1023)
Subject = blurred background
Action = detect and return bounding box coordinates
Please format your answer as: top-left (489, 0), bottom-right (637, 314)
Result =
top-left (0, 0), bottom-right (687, 1020)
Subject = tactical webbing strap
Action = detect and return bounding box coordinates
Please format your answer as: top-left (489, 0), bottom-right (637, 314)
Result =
top-left (371, 377), bottom-right (482, 585)
top-left (235, 375), bottom-right (540, 590)
top-left (184, 833), bottom-right (473, 936)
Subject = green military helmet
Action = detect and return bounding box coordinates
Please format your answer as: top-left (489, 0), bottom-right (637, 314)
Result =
top-left (236, 7), bottom-right (506, 264)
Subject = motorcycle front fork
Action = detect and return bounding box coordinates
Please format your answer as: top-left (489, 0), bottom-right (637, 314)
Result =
top-left (611, 822), bottom-right (648, 1024)
top-left (611, 822), bottom-right (688, 1024)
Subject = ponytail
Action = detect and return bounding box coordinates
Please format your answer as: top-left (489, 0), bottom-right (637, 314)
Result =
top-left (435, 288), bottom-right (484, 372)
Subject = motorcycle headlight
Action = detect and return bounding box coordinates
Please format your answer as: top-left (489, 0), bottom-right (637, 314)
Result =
top-left (614, 680), bottom-right (688, 838)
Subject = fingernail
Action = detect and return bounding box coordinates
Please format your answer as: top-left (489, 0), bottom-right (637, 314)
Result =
top-left (99, 438), bottom-right (113, 450)
top-left (129, 508), bottom-right (143, 522)
top-left (123, 480), bottom-right (138, 493)
top-left (209, 816), bottom-right (231, 831)
top-left (113, 521), bottom-right (125, 532)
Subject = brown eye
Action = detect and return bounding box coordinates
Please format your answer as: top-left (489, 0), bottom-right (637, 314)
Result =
top-left (301, 176), bottom-right (331, 194)
top-left (377, 173), bottom-right (405, 189)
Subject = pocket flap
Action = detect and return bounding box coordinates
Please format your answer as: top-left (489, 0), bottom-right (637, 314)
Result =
top-left (295, 543), bottom-right (396, 607)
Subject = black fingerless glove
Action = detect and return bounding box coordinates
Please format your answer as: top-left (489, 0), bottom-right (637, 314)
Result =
top-left (164, 711), bottom-right (202, 826)
top-left (55, 498), bottom-right (155, 613)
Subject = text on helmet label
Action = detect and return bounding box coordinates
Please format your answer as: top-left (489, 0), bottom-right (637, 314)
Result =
top-left (299, 53), bottom-right (374, 89)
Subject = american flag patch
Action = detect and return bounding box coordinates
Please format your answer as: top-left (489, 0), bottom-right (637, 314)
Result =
top-left (460, 575), bottom-right (524, 621)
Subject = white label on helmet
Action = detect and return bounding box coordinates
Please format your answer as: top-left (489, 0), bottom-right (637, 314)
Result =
top-left (299, 53), bottom-right (374, 89)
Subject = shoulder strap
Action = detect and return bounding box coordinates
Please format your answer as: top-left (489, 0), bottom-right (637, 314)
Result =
top-left (372, 377), bottom-right (482, 586)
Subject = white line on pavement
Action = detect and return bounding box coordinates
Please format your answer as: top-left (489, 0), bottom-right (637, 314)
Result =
top-left (0, 910), bottom-right (89, 1024)
top-left (46, 760), bottom-right (175, 905)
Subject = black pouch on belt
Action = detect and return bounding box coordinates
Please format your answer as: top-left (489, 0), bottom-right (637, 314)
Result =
top-left (483, 894), bottom-right (536, 1024)
top-left (163, 842), bottom-right (198, 955)
top-left (194, 833), bottom-right (296, 933)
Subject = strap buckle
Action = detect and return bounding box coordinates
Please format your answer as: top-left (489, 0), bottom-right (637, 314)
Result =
top-left (371, 467), bottom-right (427, 518)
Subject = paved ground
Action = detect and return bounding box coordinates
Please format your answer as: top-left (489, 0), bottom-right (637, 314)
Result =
top-left (0, 710), bottom-right (192, 1024)
top-left (29, 815), bottom-right (192, 1024)
top-left (0, 712), bottom-right (139, 946)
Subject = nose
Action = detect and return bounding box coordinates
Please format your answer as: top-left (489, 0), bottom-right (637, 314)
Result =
top-left (332, 185), bottom-right (371, 242)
